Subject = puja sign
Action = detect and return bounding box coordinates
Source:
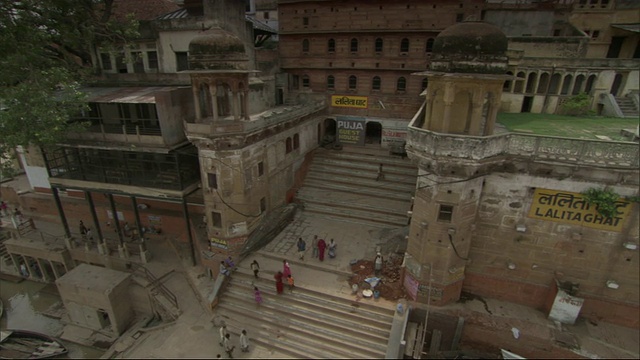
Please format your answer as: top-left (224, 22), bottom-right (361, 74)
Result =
top-left (210, 237), bottom-right (228, 250)
top-left (336, 116), bottom-right (366, 145)
top-left (527, 189), bottom-right (632, 232)
top-left (331, 95), bottom-right (368, 109)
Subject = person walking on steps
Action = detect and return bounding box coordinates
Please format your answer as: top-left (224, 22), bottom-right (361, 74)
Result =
top-left (376, 163), bottom-right (385, 181)
top-left (274, 271), bottom-right (284, 294)
top-left (317, 237), bottom-right (327, 261)
top-left (328, 238), bottom-right (337, 259)
top-left (283, 259), bottom-right (291, 278)
top-left (219, 324), bottom-right (228, 346)
top-left (223, 333), bottom-right (235, 358)
top-left (297, 237), bottom-right (306, 260)
top-left (254, 286), bottom-right (263, 308)
top-left (250, 260), bottom-right (260, 278)
top-left (240, 330), bottom-right (250, 353)
top-left (287, 274), bottom-right (295, 293)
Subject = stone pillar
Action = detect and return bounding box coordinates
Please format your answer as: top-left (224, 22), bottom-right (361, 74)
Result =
top-left (193, 82), bottom-right (202, 121)
top-left (35, 259), bottom-right (49, 282)
top-left (243, 90), bottom-right (250, 120)
top-left (484, 100), bottom-right (501, 135)
top-left (233, 91), bottom-right (240, 120)
top-left (442, 83), bottom-right (454, 132)
top-left (468, 91), bottom-right (484, 136)
top-left (209, 85), bottom-right (219, 122)
top-left (49, 260), bottom-right (60, 280)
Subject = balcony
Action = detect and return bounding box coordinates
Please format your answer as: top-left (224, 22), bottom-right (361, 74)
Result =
top-left (184, 100), bottom-right (326, 137)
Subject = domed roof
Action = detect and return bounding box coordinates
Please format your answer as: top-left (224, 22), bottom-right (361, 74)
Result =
top-left (429, 21), bottom-right (508, 74)
top-left (433, 21), bottom-right (508, 56)
top-left (188, 28), bottom-right (248, 70)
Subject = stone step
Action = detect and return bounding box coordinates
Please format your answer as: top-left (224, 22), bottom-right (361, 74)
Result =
top-left (315, 148), bottom-right (415, 169)
top-left (219, 302), bottom-right (386, 359)
top-left (312, 156), bottom-right (418, 176)
top-left (308, 163), bottom-right (418, 186)
top-left (230, 270), bottom-right (395, 326)
top-left (219, 290), bottom-right (389, 358)
top-left (297, 187), bottom-right (409, 213)
top-left (302, 177), bottom-right (413, 199)
top-left (220, 291), bottom-right (390, 354)
top-left (299, 202), bottom-right (409, 228)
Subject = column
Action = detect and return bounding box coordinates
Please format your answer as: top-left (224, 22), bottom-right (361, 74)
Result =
top-left (86, 191), bottom-right (103, 242)
top-left (484, 100), bottom-right (501, 135)
top-left (52, 187), bottom-right (71, 238)
top-left (35, 258), bottom-right (49, 282)
top-left (468, 91), bottom-right (484, 136)
top-left (243, 90), bottom-right (250, 120)
top-left (108, 194), bottom-right (124, 246)
top-left (131, 196), bottom-right (144, 241)
top-left (49, 260), bottom-right (60, 280)
top-left (232, 91), bottom-right (240, 120)
top-left (182, 198), bottom-right (197, 266)
top-left (442, 83), bottom-right (454, 132)
top-left (193, 83), bottom-right (202, 121)
top-left (209, 86), bottom-right (219, 122)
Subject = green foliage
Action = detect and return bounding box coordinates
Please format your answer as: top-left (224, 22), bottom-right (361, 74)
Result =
top-left (0, 0), bottom-right (138, 165)
top-left (582, 187), bottom-right (623, 219)
top-left (559, 93), bottom-right (595, 116)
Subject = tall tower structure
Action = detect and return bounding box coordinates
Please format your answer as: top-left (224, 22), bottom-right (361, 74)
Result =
top-left (405, 21), bottom-right (511, 306)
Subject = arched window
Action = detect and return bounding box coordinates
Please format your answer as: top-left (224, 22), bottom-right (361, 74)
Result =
top-left (585, 74), bottom-right (597, 94)
top-left (397, 77), bottom-right (406, 91)
top-left (514, 71), bottom-right (525, 93)
top-left (372, 76), bottom-right (381, 90)
top-left (426, 38), bottom-right (435, 53)
top-left (328, 38), bottom-right (335, 53)
top-left (293, 134), bottom-right (300, 149)
top-left (421, 78), bottom-right (429, 91)
top-left (400, 38), bottom-right (410, 53)
top-left (350, 38), bottom-right (358, 52)
top-left (375, 38), bottom-right (383, 53)
top-left (525, 72), bottom-right (537, 93)
top-left (285, 137), bottom-right (292, 154)
top-left (503, 71), bottom-right (513, 91)
top-left (349, 75), bottom-right (357, 90)
top-left (302, 39), bottom-right (309, 53)
top-left (572, 74), bottom-right (585, 95)
top-left (549, 73), bottom-right (562, 95)
top-left (560, 74), bottom-right (572, 95)
top-left (537, 73), bottom-right (549, 94)
top-left (302, 75), bottom-right (310, 88)
top-left (327, 75), bottom-right (335, 90)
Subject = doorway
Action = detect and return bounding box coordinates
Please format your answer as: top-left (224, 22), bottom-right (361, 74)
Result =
top-left (521, 96), bottom-right (533, 113)
top-left (610, 73), bottom-right (623, 96)
top-left (365, 122), bottom-right (382, 145)
top-left (322, 118), bottom-right (336, 145)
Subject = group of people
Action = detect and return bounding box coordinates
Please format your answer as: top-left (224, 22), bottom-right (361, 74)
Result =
top-left (218, 324), bottom-right (250, 358)
top-left (219, 256), bottom-right (236, 277)
top-left (309, 235), bottom-right (337, 261)
top-left (0, 201), bottom-right (25, 223)
top-left (273, 259), bottom-right (295, 295)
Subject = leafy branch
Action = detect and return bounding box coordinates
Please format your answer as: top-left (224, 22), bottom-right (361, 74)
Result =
top-left (581, 188), bottom-right (623, 219)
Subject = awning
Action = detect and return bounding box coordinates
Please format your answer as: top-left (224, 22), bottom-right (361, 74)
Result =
top-left (81, 86), bottom-right (187, 104)
top-left (610, 23), bottom-right (640, 33)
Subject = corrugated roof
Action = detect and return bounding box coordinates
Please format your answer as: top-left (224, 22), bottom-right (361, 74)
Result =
top-left (611, 23), bottom-right (640, 33)
top-left (81, 87), bottom-right (187, 104)
top-left (155, 9), bottom-right (277, 34)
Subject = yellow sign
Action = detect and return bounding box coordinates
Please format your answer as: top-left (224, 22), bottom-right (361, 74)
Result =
top-left (528, 189), bottom-right (632, 232)
top-left (210, 237), bottom-right (228, 250)
top-left (331, 95), bottom-right (368, 109)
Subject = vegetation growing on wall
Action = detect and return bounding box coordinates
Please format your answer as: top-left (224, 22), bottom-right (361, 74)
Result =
top-left (559, 93), bottom-right (595, 116)
top-left (582, 187), bottom-right (623, 219)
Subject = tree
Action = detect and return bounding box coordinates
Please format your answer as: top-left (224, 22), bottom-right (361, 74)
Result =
top-left (0, 0), bottom-right (138, 178)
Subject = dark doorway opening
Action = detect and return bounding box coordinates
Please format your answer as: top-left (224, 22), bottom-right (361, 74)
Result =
top-left (610, 73), bottom-right (623, 96)
top-left (606, 36), bottom-right (625, 59)
top-left (365, 122), bottom-right (382, 145)
top-left (521, 96), bottom-right (533, 113)
top-left (323, 118), bottom-right (337, 145)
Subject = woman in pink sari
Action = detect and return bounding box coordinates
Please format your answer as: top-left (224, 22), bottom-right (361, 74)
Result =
top-left (317, 238), bottom-right (327, 261)
top-left (283, 260), bottom-right (291, 278)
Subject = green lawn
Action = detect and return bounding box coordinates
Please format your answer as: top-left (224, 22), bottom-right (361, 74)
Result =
top-left (496, 113), bottom-right (639, 141)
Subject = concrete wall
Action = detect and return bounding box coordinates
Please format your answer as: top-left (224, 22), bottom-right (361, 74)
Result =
top-left (157, 87), bottom-right (193, 146)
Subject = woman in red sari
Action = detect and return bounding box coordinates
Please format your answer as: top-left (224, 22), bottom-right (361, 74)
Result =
top-left (274, 271), bottom-right (284, 294)
top-left (317, 238), bottom-right (327, 261)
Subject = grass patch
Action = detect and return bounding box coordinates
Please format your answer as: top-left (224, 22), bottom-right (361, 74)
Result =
top-left (497, 113), bottom-right (638, 141)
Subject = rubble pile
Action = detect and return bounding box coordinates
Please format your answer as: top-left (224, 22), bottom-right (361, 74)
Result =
top-left (348, 253), bottom-right (406, 301)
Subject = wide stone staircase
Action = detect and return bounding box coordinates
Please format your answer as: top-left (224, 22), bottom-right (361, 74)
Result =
top-left (217, 266), bottom-right (395, 358)
top-left (615, 96), bottom-right (639, 118)
top-left (296, 145), bottom-right (418, 228)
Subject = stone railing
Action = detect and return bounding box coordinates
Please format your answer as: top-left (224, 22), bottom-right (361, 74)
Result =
top-left (408, 108), bottom-right (639, 169)
top-left (185, 100), bottom-right (326, 136)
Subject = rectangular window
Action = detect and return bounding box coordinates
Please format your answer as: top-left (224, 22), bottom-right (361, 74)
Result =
top-left (553, 29), bottom-right (561, 37)
top-left (456, 13), bottom-right (464, 22)
top-left (207, 173), bottom-right (217, 189)
top-left (264, 11), bottom-right (270, 19)
top-left (303, 17), bottom-right (309, 26)
top-left (118, 104), bottom-right (131, 120)
top-left (176, 52), bottom-right (189, 71)
top-left (438, 204), bottom-right (454, 222)
top-left (116, 53), bottom-right (127, 73)
top-left (100, 53), bottom-right (112, 70)
top-left (211, 211), bottom-right (222, 228)
top-left (136, 104), bottom-right (150, 119)
top-left (131, 51), bottom-right (145, 73)
top-left (292, 75), bottom-right (299, 89)
top-left (260, 197), bottom-right (266, 213)
top-left (147, 51), bottom-right (158, 69)
top-left (591, 30), bottom-right (600, 39)
top-left (258, 161), bottom-right (264, 176)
